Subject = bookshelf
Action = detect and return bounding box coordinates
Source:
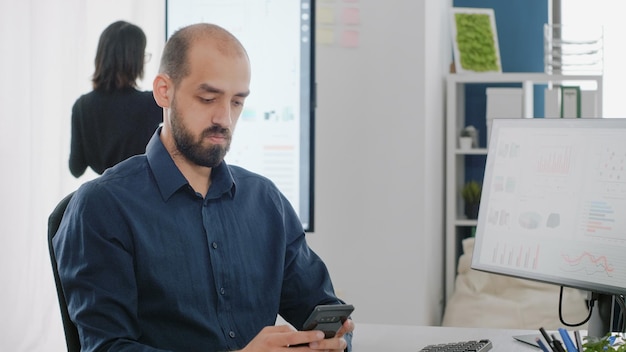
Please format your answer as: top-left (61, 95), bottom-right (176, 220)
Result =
top-left (444, 73), bottom-right (603, 303)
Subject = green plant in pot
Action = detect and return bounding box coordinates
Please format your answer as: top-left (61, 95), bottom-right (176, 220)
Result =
top-left (461, 180), bottom-right (482, 219)
top-left (583, 333), bottom-right (626, 351)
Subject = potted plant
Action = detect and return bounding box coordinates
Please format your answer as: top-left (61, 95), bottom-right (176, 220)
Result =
top-left (459, 125), bottom-right (477, 150)
top-left (461, 180), bottom-right (482, 219)
top-left (583, 333), bottom-right (626, 351)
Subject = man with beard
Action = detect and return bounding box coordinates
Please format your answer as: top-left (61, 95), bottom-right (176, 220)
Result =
top-left (53, 23), bottom-right (354, 352)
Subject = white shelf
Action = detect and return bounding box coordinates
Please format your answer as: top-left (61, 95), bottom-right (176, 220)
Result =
top-left (454, 148), bottom-right (488, 155)
top-left (455, 219), bottom-right (478, 227)
top-left (447, 72), bottom-right (603, 84)
top-left (443, 73), bottom-right (603, 305)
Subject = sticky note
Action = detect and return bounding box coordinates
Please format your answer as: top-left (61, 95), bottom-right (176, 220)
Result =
top-left (340, 30), bottom-right (359, 48)
top-left (341, 7), bottom-right (360, 25)
top-left (317, 6), bottom-right (335, 24)
top-left (316, 27), bottom-right (335, 45)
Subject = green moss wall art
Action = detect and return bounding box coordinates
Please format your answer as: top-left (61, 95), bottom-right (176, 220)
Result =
top-left (450, 8), bottom-right (502, 73)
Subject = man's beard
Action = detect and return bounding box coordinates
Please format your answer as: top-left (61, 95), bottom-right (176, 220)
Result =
top-left (170, 99), bottom-right (231, 168)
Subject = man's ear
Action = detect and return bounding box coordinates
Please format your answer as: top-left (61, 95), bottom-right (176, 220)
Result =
top-left (153, 73), bottom-right (172, 108)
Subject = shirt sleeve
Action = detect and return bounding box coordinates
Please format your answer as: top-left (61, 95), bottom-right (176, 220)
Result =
top-left (53, 184), bottom-right (171, 352)
top-left (69, 99), bottom-right (88, 178)
top-left (275, 191), bottom-right (349, 333)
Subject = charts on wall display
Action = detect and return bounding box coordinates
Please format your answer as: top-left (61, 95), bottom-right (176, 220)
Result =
top-left (472, 118), bottom-right (626, 295)
top-left (166, 0), bottom-right (315, 230)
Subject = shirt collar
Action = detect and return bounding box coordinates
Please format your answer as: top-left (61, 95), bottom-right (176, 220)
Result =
top-left (146, 126), bottom-right (236, 201)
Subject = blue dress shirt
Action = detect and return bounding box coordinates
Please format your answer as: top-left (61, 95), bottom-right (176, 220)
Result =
top-left (54, 127), bottom-right (349, 352)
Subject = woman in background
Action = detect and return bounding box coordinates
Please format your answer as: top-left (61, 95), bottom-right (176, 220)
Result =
top-left (69, 20), bottom-right (162, 177)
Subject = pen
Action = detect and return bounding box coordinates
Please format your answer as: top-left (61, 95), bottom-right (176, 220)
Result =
top-left (536, 337), bottom-right (551, 352)
top-left (574, 330), bottom-right (583, 352)
top-left (551, 334), bottom-right (566, 352)
top-left (558, 328), bottom-right (578, 352)
top-left (539, 327), bottom-right (556, 352)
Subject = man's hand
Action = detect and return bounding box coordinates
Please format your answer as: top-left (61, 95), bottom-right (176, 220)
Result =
top-left (240, 319), bottom-right (355, 352)
top-left (240, 325), bottom-right (324, 351)
top-left (307, 319), bottom-right (354, 351)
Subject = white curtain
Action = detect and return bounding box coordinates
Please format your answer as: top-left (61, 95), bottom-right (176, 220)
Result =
top-left (0, 1), bottom-right (164, 350)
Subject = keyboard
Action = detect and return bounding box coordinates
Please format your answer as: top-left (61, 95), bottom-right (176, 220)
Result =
top-left (418, 339), bottom-right (493, 352)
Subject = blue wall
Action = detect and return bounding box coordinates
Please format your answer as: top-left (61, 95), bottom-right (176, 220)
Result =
top-left (453, 0), bottom-right (548, 182)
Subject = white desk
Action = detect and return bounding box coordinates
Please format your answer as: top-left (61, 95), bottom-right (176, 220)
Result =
top-left (352, 324), bottom-right (541, 351)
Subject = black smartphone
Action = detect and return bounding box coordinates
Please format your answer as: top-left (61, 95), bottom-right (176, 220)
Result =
top-left (301, 304), bottom-right (355, 338)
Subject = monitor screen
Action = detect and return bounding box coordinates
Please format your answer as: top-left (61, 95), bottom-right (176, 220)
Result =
top-left (165, 0), bottom-right (315, 231)
top-left (472, 118), bottom-right (626, 333)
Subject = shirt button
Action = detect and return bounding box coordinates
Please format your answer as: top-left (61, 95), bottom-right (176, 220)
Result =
top-left (220, 287), bottom-right (225, 295)
top-left (229, 331), bottom-right (236, 338)
top-left (212, 242), bottom-right (218, 249)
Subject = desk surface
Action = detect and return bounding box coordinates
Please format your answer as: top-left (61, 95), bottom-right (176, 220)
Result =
top-left (352, 324), bottom-right (541, 352)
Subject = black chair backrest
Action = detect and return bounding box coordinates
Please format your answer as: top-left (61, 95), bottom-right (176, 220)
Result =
top-left (47, 191), bottom-right (80, 352)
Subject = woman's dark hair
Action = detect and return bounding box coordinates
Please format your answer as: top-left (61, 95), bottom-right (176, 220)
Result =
top-left (92, 21), bottom-right (147, 92)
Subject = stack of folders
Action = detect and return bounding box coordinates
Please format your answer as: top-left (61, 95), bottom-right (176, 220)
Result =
top-left (537, 327), bottom-right (582, 352)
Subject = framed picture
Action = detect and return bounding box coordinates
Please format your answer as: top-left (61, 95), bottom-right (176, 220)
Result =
top-left (450, 7), bottom-right (502, 74)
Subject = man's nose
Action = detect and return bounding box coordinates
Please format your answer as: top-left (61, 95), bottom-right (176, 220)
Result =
top-left (212, 100), bottom-right (233, 128)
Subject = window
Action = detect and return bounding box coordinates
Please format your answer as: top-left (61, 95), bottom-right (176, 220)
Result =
top-left (560, 0), bottom-right (626, 118)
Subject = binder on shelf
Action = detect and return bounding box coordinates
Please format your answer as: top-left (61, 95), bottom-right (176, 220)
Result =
top-left (544, 88), bottom-right (560, 118)
top-left (544, 87), bottom-right (598, 118)
top-left (561, 86), bottom-right (581, 118)
top-left (581, 90), bottom-right (598, 118)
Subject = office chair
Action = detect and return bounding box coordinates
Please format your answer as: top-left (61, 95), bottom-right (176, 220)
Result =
top-left (47, 191), bottom-right (80, 352)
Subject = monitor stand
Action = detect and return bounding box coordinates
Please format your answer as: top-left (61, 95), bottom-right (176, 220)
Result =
top-left (587, 293), bottom-right (614, 339)
top-left (512, 292), bottom-right (615, 347)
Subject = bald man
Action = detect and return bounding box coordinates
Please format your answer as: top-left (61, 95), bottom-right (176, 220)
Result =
top-left (54, 23), bottom-right (354, 352)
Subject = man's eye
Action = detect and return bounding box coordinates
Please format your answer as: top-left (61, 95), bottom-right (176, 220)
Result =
top-left (200, 97), bottom-right (215, 103)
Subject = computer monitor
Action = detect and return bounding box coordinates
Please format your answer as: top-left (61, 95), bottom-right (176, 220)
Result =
top-left (471, 117), bottom-right (626, 338)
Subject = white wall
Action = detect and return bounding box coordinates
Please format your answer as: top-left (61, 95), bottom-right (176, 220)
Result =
top-left (0, 0), bottom-right (449, 350)
top-left (0, 2), bottom-right (165, 351)
top-left (308, 0), bottom-right (449, 325)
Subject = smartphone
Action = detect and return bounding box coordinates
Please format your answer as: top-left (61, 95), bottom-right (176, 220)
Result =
top-left (301, 304), bottom-right (355, 338)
